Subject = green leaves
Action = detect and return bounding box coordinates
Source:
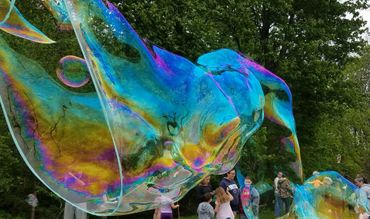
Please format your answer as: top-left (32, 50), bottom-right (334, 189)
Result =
top-left (0, 0), bottom-right (369, 217)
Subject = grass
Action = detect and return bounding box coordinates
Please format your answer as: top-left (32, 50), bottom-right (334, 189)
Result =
top-left (181, 209), bottom-right (275, 219)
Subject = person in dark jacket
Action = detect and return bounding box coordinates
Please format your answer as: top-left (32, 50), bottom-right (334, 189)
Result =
top-left (220, 169), bottom-right (239, 217)
top-left (196, 176), bottom-right (214, 204)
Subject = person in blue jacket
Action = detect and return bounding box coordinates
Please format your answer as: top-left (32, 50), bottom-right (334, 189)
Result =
top-left (220, 169), bottom-right (240, 217)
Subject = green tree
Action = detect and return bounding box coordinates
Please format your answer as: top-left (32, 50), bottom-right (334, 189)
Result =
top-left (114, 0), bottom-right (369, 179)
top-left (0, 0), bottom-right (369, 217)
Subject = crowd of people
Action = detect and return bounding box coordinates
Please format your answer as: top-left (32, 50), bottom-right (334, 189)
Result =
top-left (194, 170), bottom-right (293, 219)
top-left (153, 170), bottom-right (370, 219)
top-left (194, 169), bottom-right (249, 219)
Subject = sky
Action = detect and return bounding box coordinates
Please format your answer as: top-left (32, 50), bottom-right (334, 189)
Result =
top-left (361, 10), bottom-right (370, 27)
top-left (360, 9), bottom-right (370, 41)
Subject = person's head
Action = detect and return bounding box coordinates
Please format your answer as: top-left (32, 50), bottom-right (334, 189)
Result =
top-left (245, 176), bottom-right (253, 186)
top-left (323, 177), bottom-right (333, 185)
top-left (355, 175), bottom-right (368, 184)
top-left (201, 176), bottom-right (211, 185)
top-left (277, 171), bottom-right (283, 178)
top-left (226, 169), bottom-right (236, 180)
top-left (215, 187), bottom-right (229, 203)
top-left (355, 177), bottom-right (365, 187)
top-left (203, 192), bottom-right (212, 203)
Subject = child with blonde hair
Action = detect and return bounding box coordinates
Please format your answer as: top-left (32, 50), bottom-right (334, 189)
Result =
top-left (215, 187), bottom-right (234, 219)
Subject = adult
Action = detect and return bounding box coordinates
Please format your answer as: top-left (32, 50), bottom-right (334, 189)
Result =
top-left (273, 171), bottom-right (283, 217)
top-left (215, 187), bottom-right (234, 219)
top-left (64, 202), bottom-right (87, 219)
top-left (354, 177), bottom-right (370, 219)
top-left (220, 169), bottom-right (240, 216)
top-left (196, 176), bottom-right (214, 204)
top-left (240, 176), bottom-right (260, 219)
top-left (277, 174), bottom-right (294, 216)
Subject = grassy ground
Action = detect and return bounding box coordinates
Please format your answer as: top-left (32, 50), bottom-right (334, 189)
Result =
top-left (181, 209), bottom-right (274, 219)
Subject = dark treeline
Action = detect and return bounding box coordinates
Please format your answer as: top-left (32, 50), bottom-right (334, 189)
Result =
top-left (0, 0), bottom-right (369, 218)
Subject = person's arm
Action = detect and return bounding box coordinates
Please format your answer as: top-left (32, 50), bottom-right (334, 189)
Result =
top-left (215, 200), bottom-right (220, 213)
top-left (274, 178), bottom-right (280, 193)
top-left (252, 188), bottom-right (260, 205)
top-left (171, 203), bottom-right (179, 209)
top-left (209, 185), bottom-right (215, 195)
top-left (226, 188), bottom-right (234, 201)
top-left (153, 208), bottom-right (160, 219)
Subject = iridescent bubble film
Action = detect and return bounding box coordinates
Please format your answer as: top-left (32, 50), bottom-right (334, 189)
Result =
top-left (292, 171), bottom-right (369, 219)
top-left (0, 0), bottom-right (15, 24)
top-left (56, 55), bottom-right (90, 88)
top-left (236, 168), bottom-right (271, 219)
top-left (41, 0), bottom-right (71, 30)
top-left (0, 0), bottom-right (303, 216)
top-left (0, 0), bottom-right (54, 43)
top-left (197, 49), bottom-right (302, 178)
top-left (0, 35), bottom-right (123, 214)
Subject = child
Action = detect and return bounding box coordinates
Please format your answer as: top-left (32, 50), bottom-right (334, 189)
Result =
top-left (197, 192), bottom-right (215, 219)
top-left (240, 176), bottom-right (260, 219)
top-left (153, 195), bottom-right (179, 219)
top-left (215, 187), bottom-right (234, 219)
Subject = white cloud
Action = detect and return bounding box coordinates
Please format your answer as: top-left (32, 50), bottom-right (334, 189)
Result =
top-left (360, 9), bottom-right (370, 42)
top-left (360, 9), bottom-right (370, 29)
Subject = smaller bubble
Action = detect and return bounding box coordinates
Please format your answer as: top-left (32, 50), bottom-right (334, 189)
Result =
top-left (56, 55), bottom-right (90, 88)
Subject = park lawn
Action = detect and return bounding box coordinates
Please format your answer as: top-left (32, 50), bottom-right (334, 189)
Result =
top-left (181, 209), bottom-right (274, 219)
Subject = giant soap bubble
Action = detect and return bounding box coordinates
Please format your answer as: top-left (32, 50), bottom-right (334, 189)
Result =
top-left (0, 0), bottom-right (302, 215)
top-left (292, 171), bottom-right (370, 219)
top-left (0, 0), bottom-right (54, 43)
top-left (41, 0), bottom-right (71, 30)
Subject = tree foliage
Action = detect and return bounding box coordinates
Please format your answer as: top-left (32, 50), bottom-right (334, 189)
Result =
top-left (0, 0), bottom-right (369, 217)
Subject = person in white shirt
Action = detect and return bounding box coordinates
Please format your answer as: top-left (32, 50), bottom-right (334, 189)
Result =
top-left (274, 171), bottom-right (283, 217)
top-left (153, 195), bottom-right (179, 219)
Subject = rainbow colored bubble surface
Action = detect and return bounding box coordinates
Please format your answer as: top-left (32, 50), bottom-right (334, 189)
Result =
top-left (41, 0), bottom-right (71, 30)
top-left (0, 0), bottom-right (303, 216)
top-left (56, 55), bottom-right (90, 88)
top-left (292, 171), bottom-right (370, 219)
top-left (0, 0), bottom-right (54, 43)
